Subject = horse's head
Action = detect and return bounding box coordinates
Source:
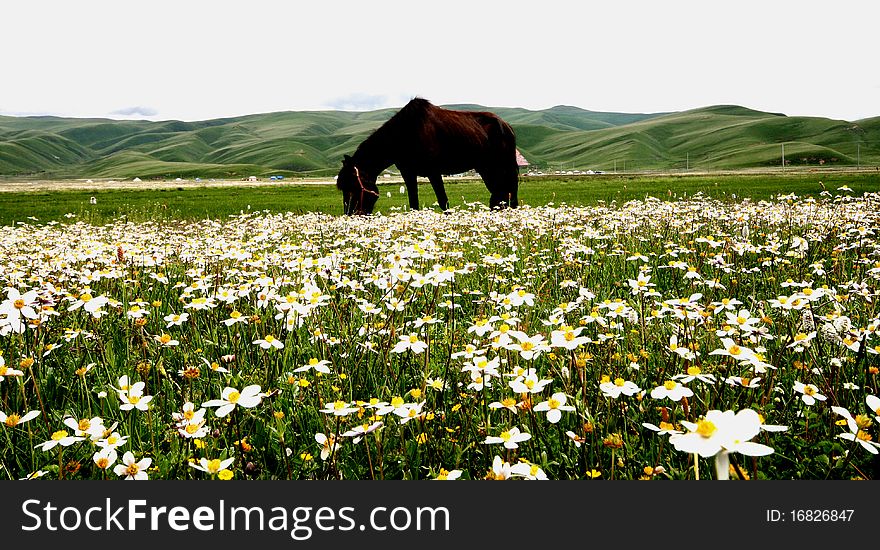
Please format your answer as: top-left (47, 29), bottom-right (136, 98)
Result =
top-left (336, 155), bottom-right (379, 215)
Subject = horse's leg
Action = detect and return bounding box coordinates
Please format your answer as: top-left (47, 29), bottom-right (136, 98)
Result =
top-left (428, 174), bottom-right (449, 211)
top-left (506, 167), bottom-right (520, 208)
top-left (480, 169), bottom-right (507, 210)
top-left (402, 171), bottom-right (419, 210)
top-left (486, 162), bottom-right (519, 209)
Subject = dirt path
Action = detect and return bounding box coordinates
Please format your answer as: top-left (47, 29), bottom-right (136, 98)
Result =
top-left (0, 175), bottom-right (475, 193)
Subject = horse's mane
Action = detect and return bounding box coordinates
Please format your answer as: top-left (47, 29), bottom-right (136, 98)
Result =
top-left (393, 97), bottom-right (433, 119)
top-left (354, 98), bottom-right (433, 158)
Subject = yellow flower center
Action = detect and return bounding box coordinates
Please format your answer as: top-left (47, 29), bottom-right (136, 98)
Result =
top-left (548, 398), bottom-right (560, 409)
top-left (159, 334), bottom-right (171, 344)
top-left (521, 341), bottom-right (535, 351)
top-left (803, 385), bottom-right (816, 396)
top-left (95, 457), bottom-right (110, 469)
top-left (696, 419), bottom-right (717, 437)
top-left (13, 299), bottom-right (25, 309)
top-left (687, 366), bottom-right (701, 376)
top-left (126, 463), bottom-right (140, 476)
top-left (614, 378), bottom-right (625, 387)
top-left (228, 391), bottom-right (241, 404)
top-left (501, 398), bottom-right (516, 407)
top-left (78, 419), bottom-right (91, 431)
top-left (5, 414), bottom-right (21, 427)
top-left (663, 380), bottom-right (677, 390)
top-left (186, 424), bottom-right (200, 434)
top-left (207, 459), bottom-right (222, 474)
top-left (499, 431), bottom-right (511, 442)
top-left (728, 345), bottom-right (741, 355)
top-left (51, 430), bottom-right (68, 441)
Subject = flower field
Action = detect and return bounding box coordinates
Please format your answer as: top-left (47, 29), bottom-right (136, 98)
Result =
top-left (1, 190), bottom-right (879, 480)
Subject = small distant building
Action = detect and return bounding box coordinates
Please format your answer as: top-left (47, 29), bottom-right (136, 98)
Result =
top-left (132, 177), bottom-right (142, 182)
top-left (248, 176), bottom-right (258, 182)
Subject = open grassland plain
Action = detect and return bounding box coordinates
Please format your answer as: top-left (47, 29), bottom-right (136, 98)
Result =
top-left (1, 174), bottom-right (880, 480)
top-left (3, 171), bottom-right (880, 226)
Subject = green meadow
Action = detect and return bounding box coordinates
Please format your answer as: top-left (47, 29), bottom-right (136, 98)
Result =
top-left (4, 171), bottom-right (880, 226)
top-left (2, 177), bottom-right (880, 481)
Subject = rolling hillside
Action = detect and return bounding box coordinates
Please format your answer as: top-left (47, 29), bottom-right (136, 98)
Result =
top-left (1, 103), bottom-right (878, 179)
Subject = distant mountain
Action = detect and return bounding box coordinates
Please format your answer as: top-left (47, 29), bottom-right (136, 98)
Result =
top-left (1, 103), bottom-right (877, 179)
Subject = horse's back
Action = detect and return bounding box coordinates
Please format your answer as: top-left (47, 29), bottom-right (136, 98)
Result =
top-left (409, 105), bottom-right (515, 171)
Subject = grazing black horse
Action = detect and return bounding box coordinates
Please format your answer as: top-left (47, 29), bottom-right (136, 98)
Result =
top-left (335, 98), bottom-right (519, 215)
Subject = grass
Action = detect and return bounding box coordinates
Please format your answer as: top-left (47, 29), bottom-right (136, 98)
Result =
top-left (4, 172), bottom-right (880, 226)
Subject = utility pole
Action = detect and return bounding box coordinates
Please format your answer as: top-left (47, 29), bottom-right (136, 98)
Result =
top-left (782, 143), bottom-right (785, 172)
top-left (857, 144), bottom-right (860, 168)
top-left (686, 152), bottom-right (689, 171)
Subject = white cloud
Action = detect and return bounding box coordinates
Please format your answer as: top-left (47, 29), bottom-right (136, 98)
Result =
top-left (109, 106), bottom-right (159, 118)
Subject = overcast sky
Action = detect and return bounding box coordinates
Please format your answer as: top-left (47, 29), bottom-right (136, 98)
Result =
top-left (2, 1), bottom-right (878, 122)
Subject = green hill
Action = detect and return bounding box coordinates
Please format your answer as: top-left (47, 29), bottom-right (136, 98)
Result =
top-left (1, 102), bottom-right (878, 179)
